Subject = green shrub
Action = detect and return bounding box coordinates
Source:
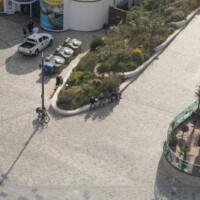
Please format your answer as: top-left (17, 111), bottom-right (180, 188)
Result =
top-left (88, 79), bottom-right (102, 87)
top-left (143, 0), bottom-right (160, 11)
top-left (99, 50), bottom-right (112, 62)
top-left (67, 71), bottom-right (84, 85)
top-left (111, 62), bottom-right (133, 72)
top-left (151, 34), bottom-right (165, 47)
top-left (163, 6), bottom-right (175, 16)
top-left (67, 71), bottom-right (92, 86)
top-left (73, 85), bottom-right (99, 108)
top-left (187, 0), bottom-right (199, 9)
top-left (98, 76), bottom-right (121, 92)
top-left (57, 87), bottom-right (82, 110)
top-left (57, 90), bottom-right (73, 105)
top-left (171, 11), bottom-right (185, 22)
top-left (90, 37), bottom-right (105, 51)
top-left (132, 48), bottom-right (144, 65)
top-left (97, 62), bottom-right (113, 74)
top-left (165, 27), bottom-right (175, 37)
top-left (76, 52), bottom-right (99, 72)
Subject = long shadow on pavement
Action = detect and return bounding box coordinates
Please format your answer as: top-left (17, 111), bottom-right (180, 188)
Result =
top-left (154, 155), bottom-right (200, 200)
top-left (0, 121), bottom-right (44, 186)
top-left (84, 102), bottom-right (119, 121)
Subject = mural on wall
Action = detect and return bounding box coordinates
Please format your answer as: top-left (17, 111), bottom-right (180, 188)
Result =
top-left (11, 0), bottom-right (36, 3)
top-left (40, 0), bottom-right (64, 31)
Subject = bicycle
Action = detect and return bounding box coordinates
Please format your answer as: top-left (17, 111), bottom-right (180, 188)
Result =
top-left (36, 107), bottom-right (50, 124)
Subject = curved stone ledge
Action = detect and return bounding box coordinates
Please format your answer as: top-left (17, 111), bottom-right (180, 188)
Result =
top-left (50, 50), bottom-right (160, 116)
top-left (154, 7), bottom-right (200, 52)
top-left (163, 154), bottom-right (200, 187)
top-left (123, 51), bottom-right (160, 79)
top-left (154, 29), bottom-right (181, 52)
top-left (171, 20), bottom-right (187, 28)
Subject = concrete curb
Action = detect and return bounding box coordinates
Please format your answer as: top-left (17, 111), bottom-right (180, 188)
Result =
top-left (50, 7), bottom-right (200, 117)
top-left (50, 51), bottom-right (90, 116)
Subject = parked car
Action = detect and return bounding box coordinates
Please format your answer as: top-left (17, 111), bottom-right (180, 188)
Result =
top-left (18, 33), bottom-right (53, 56)
top-left (62, 37), bottom-right (71, 46)
top-left (45, 54), bottom-right (65, 74)
top-left (54, 45), bottom-right (74, 64)
top-left (62, 38), bottom-right (82, 55)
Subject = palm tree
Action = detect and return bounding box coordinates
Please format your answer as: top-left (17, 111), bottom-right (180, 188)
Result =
top-left (180, 125), bottom-right (189, 138)
top-left (179, 139), bottom-right (191, 160)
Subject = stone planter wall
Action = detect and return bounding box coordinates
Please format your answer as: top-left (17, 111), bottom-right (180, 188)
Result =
top-left (163, 155), bottom-right (200, 187)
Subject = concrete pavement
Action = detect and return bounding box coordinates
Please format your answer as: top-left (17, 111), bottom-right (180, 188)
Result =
top-left (1, 13), bottom-right (200, 200)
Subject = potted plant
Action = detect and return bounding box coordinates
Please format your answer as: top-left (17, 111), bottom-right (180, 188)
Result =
top-left (169, 131), bottom-right (178, 147)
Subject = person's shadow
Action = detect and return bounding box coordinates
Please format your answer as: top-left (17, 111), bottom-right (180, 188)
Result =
top-left (84, 101), bottom-right (119, 121)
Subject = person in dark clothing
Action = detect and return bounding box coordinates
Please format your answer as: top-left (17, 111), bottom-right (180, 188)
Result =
top-left (116, 88), bottom-right (122, 100)
top-left (110, 89), bottom-right (118, 102)
top-left (98, 93), bottom-right (104, 107)
top-left (89, 96), bottom-right (96, 110)
top-left (23, 24), bottom-right (27, 38)
top-left (59, 76), bottom-right (63, 85)
top-left (54, 75), bottom-right (60, 91)
top-left (28, 19), bottom-right (34, 34)
top-left (56, 75), bottom-right (60, 86)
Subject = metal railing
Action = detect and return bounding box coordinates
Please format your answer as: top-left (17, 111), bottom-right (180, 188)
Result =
top-left (163, 141), bottom-right (200, 176)
top-left (164, 101), bottom-right (200, 177)
top-left (167, 101), bottom-right (198, 141)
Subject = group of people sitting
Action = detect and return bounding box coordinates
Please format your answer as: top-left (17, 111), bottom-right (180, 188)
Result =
top-left (89, 88), bottom-right (121, 110)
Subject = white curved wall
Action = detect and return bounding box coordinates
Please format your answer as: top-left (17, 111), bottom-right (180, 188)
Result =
top-left (69, 0), bottom-right (110, 31)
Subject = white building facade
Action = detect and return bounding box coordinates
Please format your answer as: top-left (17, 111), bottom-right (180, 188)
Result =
top-left (2, 0), bottom-right (132, 31)
top-left (0, 0), bottom-right (19, 15)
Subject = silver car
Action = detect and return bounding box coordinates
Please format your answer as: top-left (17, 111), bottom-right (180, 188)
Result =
top-left (54, 46), bottom-right (74, 64)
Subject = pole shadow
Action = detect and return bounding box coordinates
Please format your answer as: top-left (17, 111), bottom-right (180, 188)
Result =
top-left (154, 155), bottom-right (200, 200)
top-left (0, 121), bottom-right (44, 186)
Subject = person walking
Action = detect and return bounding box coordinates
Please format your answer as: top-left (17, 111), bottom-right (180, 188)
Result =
top-left (32, 26), bottom-right (39, 34)
top-left (22, 24), bottom-right (27, 38)
top-left (28, 18), bottom-right (34, 34)
top-left (54, 75), bottom-right (61, 91)
top-left (59, 76), bottom-right (63, 85)
top-left (171, 176), bottom-right (178, 195)
top-left (89, 96), bottom-right (96, 110)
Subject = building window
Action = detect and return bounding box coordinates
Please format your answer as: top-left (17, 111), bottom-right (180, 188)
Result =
top-left (0, 0), bottom-right (4, 12)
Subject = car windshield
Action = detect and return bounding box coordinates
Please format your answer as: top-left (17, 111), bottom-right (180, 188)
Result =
top-left (26, 38), bottom-right (37, 44)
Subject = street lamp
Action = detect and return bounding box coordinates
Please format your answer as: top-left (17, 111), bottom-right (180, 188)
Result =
top-left (36, 52), bottom-right (50, 124)
top-left (41, 51), bottom-right (45, 114)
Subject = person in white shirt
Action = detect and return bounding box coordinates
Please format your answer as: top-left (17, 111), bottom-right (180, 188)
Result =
top-left (32, 27), bottom-right (39, 34)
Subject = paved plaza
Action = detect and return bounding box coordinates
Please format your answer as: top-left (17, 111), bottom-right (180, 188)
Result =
top-left (1, 13), bottom-right (200, 200)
